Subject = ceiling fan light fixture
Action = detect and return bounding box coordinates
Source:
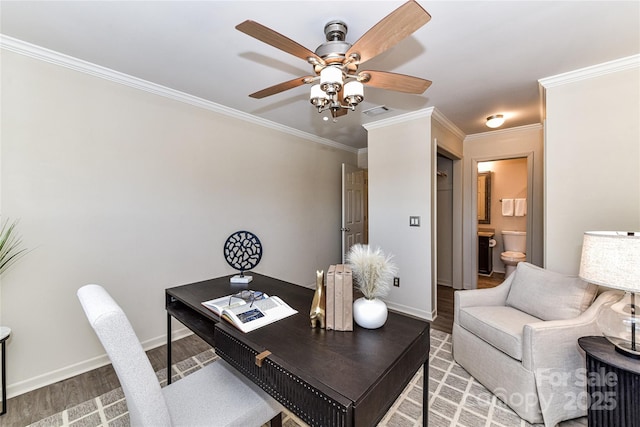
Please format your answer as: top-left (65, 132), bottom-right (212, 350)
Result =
top-left (343, 81), bottom-right (364, 107)
top-left (310, 84), bottom-right (330, 109)
top-left (237, 1), bottom-right (433, 123)
top-left (320, 66), bottom-right (343, 95)
top-left (486, 114), bottom-right (505, 128)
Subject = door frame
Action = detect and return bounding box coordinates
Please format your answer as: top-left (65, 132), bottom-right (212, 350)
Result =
top-left (470, 152), bottom-right (534, 288)
top-left (341, 163), bottom-right (367, 263)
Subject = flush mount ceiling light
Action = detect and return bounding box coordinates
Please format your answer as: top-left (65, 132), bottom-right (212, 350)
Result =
top-left (486, 114), bottom-right (505, 128)
top-left (236, 0), bottom-right (433, 122)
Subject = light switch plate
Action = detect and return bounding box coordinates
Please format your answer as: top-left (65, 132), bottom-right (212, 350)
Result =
top-left (409, 216), bottom-right (420, 227)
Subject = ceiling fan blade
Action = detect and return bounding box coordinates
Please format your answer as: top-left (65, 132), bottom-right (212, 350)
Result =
top-left (237, 20), bottom-right (324, 65)
top-left (346, 0), bottom-right (431, 65)
top-left (249, 76), bottom-right (315, 99)
top-left (360, 70), bottom-right (432, 94)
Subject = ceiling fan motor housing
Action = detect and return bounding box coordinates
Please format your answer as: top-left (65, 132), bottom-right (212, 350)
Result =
top-left (315, 20), bottom-right (352, 63)
top-left (324, 20), bottom-right (347, 41)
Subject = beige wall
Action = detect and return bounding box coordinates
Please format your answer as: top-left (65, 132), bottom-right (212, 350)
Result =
top-left (365, 108), bottom-right (463, 318)
top-left (366, 111), bottom-right (435, 319)
top-left (542, 57), bottom-right (640, 274)
top-left (0, 50), bottom-right (356, 396)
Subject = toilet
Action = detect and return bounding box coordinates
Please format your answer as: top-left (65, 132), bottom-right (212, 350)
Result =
top-left (500, 231), bottom-right (526, 278)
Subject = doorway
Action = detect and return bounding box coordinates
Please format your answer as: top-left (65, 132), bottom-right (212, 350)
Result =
top-left (476, 157), bottom-right (528, 286)
top-left (436, 154), bottom-right (454, 287)
top-left (435, 147), bottom-right (463, 291)
top-left (341, 163), bottom-right (368, 263)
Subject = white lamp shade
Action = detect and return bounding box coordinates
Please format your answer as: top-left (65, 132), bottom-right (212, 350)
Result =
top-left (320, 66), bottom-right (343, 86)
top-left (344, 81), bottom-right (364, 97)
top-left (579, 231), bottom-right (640, 292)
top-left (310, 84), bottom-right (329, 101)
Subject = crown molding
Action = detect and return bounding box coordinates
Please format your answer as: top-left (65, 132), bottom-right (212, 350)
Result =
top-left (539, 54), bottom-right (640, 88)
top-left (431, 108), bottom-right (466, 140)
top-left (363, 107), bottom-right (466, 140)
top-left (0, 35), bottom-right (358, 154)
top-left (464, 123), bottom-right (543, 142)
top-left (363, 107), bottom-right (435, 130)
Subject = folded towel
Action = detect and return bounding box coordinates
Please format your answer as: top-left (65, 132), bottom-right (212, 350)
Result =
top-left (502, 199), bottom-right (514, 216)
top-left (515, 198), bottom-right (527, 216)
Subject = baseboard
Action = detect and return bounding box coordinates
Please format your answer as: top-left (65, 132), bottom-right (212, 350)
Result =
top-left (386, 300), bottom-right (433, 321)
top-left (7, 326), bottom-right (193, 399)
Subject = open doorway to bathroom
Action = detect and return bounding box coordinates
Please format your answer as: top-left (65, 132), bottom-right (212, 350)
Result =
top-left (477, 157), bottom-right (528, 288)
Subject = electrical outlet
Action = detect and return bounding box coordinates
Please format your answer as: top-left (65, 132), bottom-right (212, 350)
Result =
top-left (393, 277), bottom-right (400, 287)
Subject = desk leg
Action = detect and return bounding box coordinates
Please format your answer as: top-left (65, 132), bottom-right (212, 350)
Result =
top-left (269, 413), bottom-right (282, 427)
top-left (423, 359), bottom-right (428, 427)
top-left (1, 340), bottom-right (6, 416)
top-left (167, 314), bottom-right (172, 385)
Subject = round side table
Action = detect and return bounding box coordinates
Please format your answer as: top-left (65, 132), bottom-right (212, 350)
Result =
top-left (578, 336), bottom-right (640, 427)
top-left (0, 326), bottom-right (10, 416)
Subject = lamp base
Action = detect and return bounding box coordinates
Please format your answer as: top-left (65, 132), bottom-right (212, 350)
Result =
top-left (598, 291), bottom-right (639, 359)
top-left (612, 341), bottom-right (640, 359)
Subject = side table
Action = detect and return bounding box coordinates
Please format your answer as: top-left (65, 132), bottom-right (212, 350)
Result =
top-left (0, 326), bottom-right (10, 416)
top-left (578, 336), bottom-right (640, 427)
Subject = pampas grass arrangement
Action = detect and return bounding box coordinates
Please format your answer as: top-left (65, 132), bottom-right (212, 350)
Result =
top-left (347, 244), bottom-right (397, 300)
top-left (0, 218), bottom-right (27, 275)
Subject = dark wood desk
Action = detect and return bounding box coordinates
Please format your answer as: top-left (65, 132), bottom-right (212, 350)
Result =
top-left (166, 274), bottom-right (430, 427)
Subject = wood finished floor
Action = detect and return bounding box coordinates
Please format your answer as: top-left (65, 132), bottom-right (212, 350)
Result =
top-left (2, 274), bottom-right (505, 427)
top-left (431, 273), bottom-right (504, 335)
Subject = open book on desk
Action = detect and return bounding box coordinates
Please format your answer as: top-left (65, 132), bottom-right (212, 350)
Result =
top-left (202, 294), bottom-right (298, 333)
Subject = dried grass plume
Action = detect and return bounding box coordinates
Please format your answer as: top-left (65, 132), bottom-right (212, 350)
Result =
top-left (346, 244), bottom-right (397, 299)
top-left (0, 218), bottom-right (28, 276)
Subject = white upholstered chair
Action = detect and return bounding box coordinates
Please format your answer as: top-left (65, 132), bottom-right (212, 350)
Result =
top-left (77, 284), bottom-right (283, 427)
top-left (453, 262), bottom-right (621, 427)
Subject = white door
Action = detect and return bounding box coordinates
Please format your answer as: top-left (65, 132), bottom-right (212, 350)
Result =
top-left (342, 163), bottom-right (365, 263)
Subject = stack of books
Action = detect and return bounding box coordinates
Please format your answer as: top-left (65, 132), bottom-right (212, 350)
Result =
top-left (325, 264), bottom-right (353, 331)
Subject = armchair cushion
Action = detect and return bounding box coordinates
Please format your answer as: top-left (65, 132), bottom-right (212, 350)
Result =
top-left (459, 306), bottom-right (541, 360)
top-left (506, 262), bottom-right (597, 321)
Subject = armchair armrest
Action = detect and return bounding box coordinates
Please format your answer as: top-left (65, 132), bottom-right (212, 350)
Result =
top-left (522, 290), bottom-right (622, 369)
top-left (521, 291), bottom-right (623, 427)
top-left (454, 273), bottom-right (514, 324)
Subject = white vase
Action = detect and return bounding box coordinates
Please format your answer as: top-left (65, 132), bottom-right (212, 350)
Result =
top-left (353, 297), bottom-right (388, 329)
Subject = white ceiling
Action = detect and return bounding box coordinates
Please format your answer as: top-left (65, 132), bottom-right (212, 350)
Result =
top-left (1, 1), bottom-right (639, 149)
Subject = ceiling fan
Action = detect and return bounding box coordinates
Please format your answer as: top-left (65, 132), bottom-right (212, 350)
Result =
top-left (236, 0), bottom-right (432, 121)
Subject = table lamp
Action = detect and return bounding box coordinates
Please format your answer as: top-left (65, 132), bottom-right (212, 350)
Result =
top-left (579, 231), bottom-right (640, 359)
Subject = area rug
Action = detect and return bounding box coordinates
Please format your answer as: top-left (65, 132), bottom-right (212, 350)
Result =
top-left (28, 329), bottom-right (586, 427)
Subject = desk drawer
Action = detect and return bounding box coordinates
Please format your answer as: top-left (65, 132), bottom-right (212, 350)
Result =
top-left (214, 327), bottom-right (352, 427)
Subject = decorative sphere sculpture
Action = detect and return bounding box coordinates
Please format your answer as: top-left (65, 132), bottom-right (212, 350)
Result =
top-left (224, 231), bottom-right (262, 276)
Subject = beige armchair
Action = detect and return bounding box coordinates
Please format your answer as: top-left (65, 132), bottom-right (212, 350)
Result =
top-left (453, 262), bottom-right (620, 427)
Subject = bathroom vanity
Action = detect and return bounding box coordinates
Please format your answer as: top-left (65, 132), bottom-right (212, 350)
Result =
top-left (478, 229), bottom-right (495, 275)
